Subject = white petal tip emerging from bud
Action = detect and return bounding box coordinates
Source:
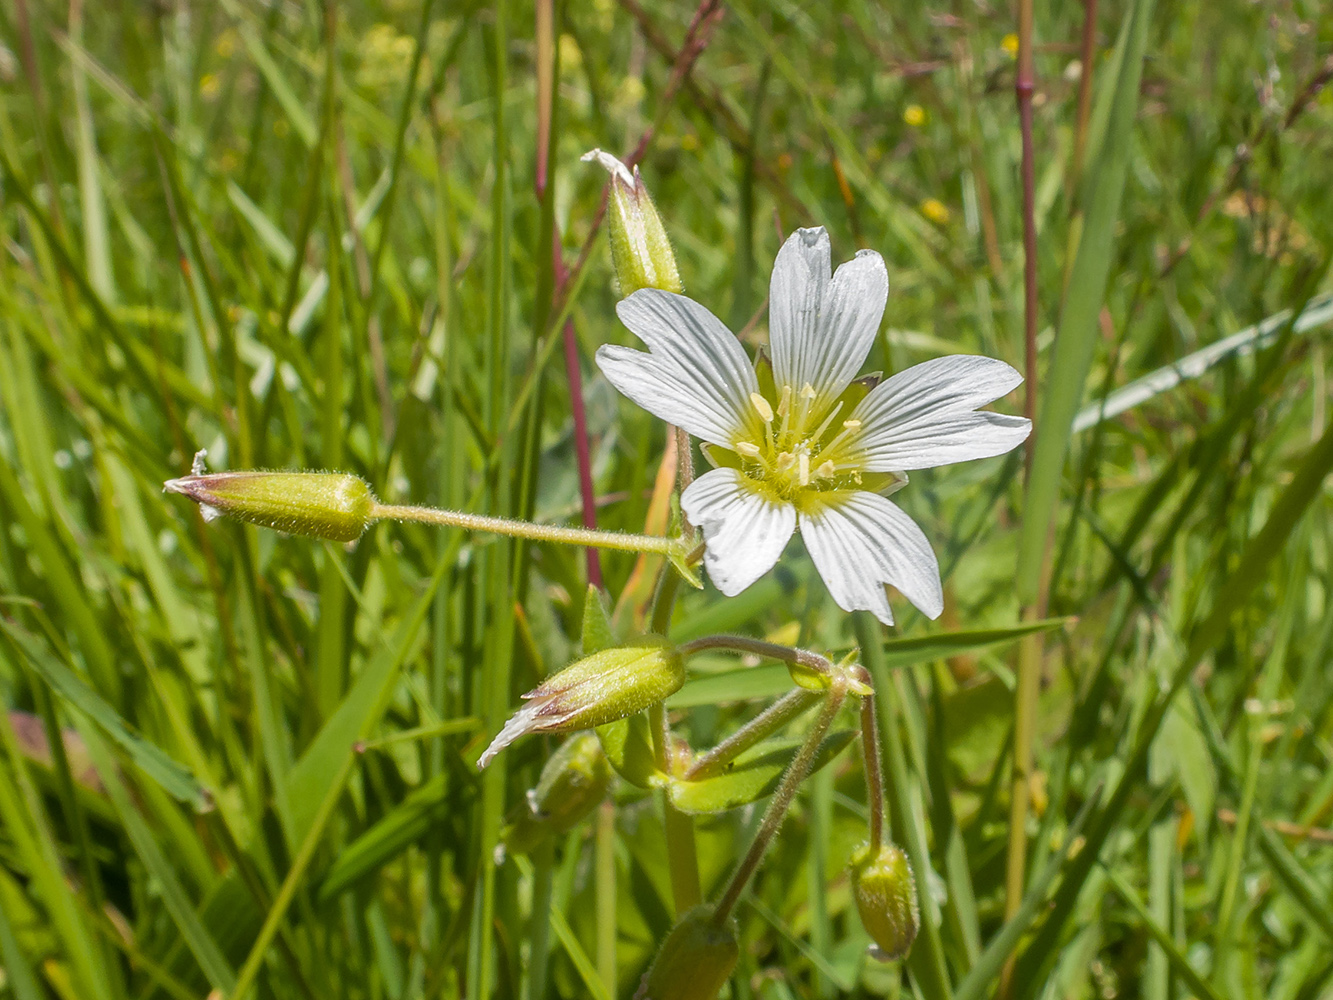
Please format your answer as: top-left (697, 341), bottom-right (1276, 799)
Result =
top-left (581, 147), bottom-right (635, 187)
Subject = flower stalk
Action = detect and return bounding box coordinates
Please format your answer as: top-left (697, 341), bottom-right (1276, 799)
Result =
top-left (371, 503), bottom-right (684, 557)
top-left (710, 677), bottom-right (847, 926)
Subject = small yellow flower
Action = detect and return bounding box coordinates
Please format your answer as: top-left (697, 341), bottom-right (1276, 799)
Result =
top-left (1001, 33), bottom-right (1019, 58)
top-left (920, 198), bottom-right (950, 224)
top-left (902, 104), bottom-right (926, 127)
top-left (215, 30), bottom-right (237, 59)
top-left (680, 132), bottom-right (699, 152)
top-left (199, 74), bottom-right (221, 100)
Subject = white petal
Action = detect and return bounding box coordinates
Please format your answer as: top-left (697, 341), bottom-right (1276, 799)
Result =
top-left (800, 492), bottom-right (943, 625)
top-left (597, 289), bottom-right (759, 448)
top-left (681, 468), bottom-right (796, 597)
top-left (768, 227), bottom-right (887, 404)
top-left (851, 355), bottom-right (1031, 471)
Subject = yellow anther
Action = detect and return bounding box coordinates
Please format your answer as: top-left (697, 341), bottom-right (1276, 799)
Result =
top-left (735, 441), bottom-right (761, 458)
top-left (816, 460), bottom-right (836, 479)
top-left (777, 385), bottom-right (792, 417)
top-left (750, 392), bottom-right (774, 423)
top-left (800, 383), bottom-right (817, 400)
top-left (776, 451), bottom-right (795, 471)
top-left (842, 419), bottom-right (862, 430)
top-left (799, 452), bottom-right (810, 486)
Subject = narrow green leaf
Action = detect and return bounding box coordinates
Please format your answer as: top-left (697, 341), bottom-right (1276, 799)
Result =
top-left (1016, 0), bottom-right (1156, 602)
top-left (666, 731), bottom-right (855, 815)
top-left (76, 722), bottom-right (236, 994)
top-left (0, 622), bottom-right (206, 808)
top-left (318, 775), bottom-right (448, 903)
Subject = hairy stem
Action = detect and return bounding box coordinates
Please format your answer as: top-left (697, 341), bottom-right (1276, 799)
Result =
top-left (677, 634), bottom-right (833, 677)
top-left (860, 693), bottom-right (885, 850)
top-left (370, 503), bottom-right (681, 556)
top-left (711, 680), bottom-right (846, 925)
top-left (686, 688), bottom-right (822, 780)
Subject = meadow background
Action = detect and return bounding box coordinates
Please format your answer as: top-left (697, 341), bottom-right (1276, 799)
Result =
top-left (2, 0), bottom-right (1333, 997)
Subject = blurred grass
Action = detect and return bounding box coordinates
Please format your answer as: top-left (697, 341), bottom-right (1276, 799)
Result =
top-left (1, 0), bottom-right (1332, 998)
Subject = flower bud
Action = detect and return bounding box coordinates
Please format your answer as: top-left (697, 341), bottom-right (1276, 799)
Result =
top-left (635, 905), bottom-right (738, 1000)
top-left (164, 452), bottom-right (374, 543)
top-left (849, 842), bottom-right (919, 961)
top-left (582, 148), bottom-right (682, 297)
top-left (503, 733), bottom-right (613, 855)
top-left (479, 638), bottom-right (684, 769)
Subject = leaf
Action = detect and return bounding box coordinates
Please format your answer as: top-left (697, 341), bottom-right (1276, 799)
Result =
top-left (0, 622), bottom-right (207, 809)
top-left (669, 665), bottom-right (793, 708)
top-left (1072, 292), bottom-right (1333, 434)
top-left (76, 722), bottom-right (236, 994)
top-left (666, 730), bottom-right (856, 815)
top-left (318, 775), bottom-right (449, 903)
top-left (596, 715), bottom-right (661, 789)
top-left (1016, 0), bottom-right (1156, 604)
top-left (580, 583), bottom-right (615, 655)
top-left (880, 619), bottom-right (1071, 669)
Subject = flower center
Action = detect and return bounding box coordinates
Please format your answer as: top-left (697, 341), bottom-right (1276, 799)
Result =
top-left (730, 382), bottom-right (865, 502)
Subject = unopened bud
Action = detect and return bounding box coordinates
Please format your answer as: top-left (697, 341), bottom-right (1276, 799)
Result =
top-left (503, 733), bottom-right (613, 855)
top-left (582, 148), bottom-right (682, 297)
top-left (164, 452), bottom-right (374, 543)
top-left (480, 638), bottom-right (684, 768)
top-left (635, 905), bottom-right (738, 1000)
top-left (849, 842), bottom-right (919, 961)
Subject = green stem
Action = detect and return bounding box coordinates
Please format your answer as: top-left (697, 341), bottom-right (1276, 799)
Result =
top-left (370, 502), bottom-right (684, 557)
top-left (854, 611), bottom-right (953, 1000)
top-left (647, 561), bottom-right (701, 915)
top-left (711, 680), bottom-right (846, 925)
top-left (685, 688), bottom-right (821, 780)
top-left (595, 800), bottom-right (617, 994)
top-left (678, 634), bottom-right (833, 677)
top-left (860, 692), bottom-right (885, 851)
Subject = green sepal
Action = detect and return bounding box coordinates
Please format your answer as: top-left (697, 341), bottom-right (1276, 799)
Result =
top-left (786, 658), bottom-right (831, 692)
top-left (666, 730), bottom-right (856, 814)
top-left (698, 443), bottom-right (743, 471)
top-left (580, 583), bottom-right (615, 655)
top-left (596, 714), bottom-right (664, 789)
top-left (754, 345), bottom-right (777, 401)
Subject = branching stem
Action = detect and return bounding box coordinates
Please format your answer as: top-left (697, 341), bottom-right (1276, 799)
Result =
top-left (711, 679), bottom-right (847, 926)
top-left (685, 688), bottom-right (822, 780)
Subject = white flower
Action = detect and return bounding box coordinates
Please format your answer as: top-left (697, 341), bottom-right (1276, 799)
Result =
top-left (596, 227), bottom-right (1031, 625)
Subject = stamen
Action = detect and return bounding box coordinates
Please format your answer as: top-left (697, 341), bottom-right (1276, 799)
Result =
top-left (798, 451), bottom-right (810, 486)
top-left (816, 460), bottom-right (836, 479)
top-left (735, 441), bottom-right (761, 458)
top-left (807, 400), bottom-right (846, 446)
top-left (776, 451), bottom-right (795, 471)
top-left (750, 392), bottom-right (774, 423)
top-left (796, 383), bottom-right (817, 437)
top-left (812, 419), bottom-right (864, 467)
top-left (777, 385), bottom-right (793, 441)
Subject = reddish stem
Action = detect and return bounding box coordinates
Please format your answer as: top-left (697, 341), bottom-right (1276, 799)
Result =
top-left (554, 238), bottom-right (603, 587)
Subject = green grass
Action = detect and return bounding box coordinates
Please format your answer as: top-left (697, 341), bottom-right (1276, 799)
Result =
top-left (2, 0), bottom-right (1333, 998)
